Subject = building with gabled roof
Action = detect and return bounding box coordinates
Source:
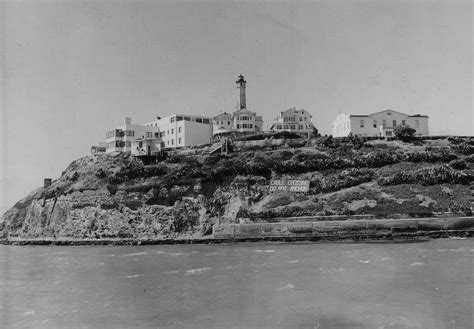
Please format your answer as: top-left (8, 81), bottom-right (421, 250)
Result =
top-left (269, 107), bottom-right (315, 133)
top-left (332, 109), bottom-right (429, 138)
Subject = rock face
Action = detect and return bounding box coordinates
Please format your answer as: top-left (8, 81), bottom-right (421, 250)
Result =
top-left (1, 138), bottom-right (473, 240)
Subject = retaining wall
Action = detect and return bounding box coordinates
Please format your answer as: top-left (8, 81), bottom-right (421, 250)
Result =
top-left (213, 217), bottom-right (474, 240)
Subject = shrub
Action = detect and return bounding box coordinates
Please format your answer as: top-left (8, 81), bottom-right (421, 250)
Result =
top-left (379, 165), bottom-right (473, 186)
top-left (106, 184), bottom-right (118, 196)
top-left (449, 159), bottom-right (468, 170)
top-left (96, 169), bottom-right (107, 179)
top-left (394, 126), bottom-right (416, 141)
top-left (310, 168), bottom-right (374, 194)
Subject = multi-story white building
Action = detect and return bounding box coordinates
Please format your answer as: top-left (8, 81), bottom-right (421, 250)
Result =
top-left (331, 109), bottom-right (429, 138)
top-left (145, 114), bottom-right (212, 149)
top-left (105, 117), bottom-right (160, 153)
top-left (212, 75), bottom-right (263, 137)
top-left (269, 108), bottom-right (315, 133)
top-left (105, 114), bottom-right (212, 154)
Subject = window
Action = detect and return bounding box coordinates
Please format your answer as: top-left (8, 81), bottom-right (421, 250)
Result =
top-left (196, 118), bottom-right (203, 123)
top-left (360, 120), bottom-right (364, 128)
top-left (178, 138), bottom-right (182, 144)
top-left (284, 125), bottom-right (288, 129)
top-left (387, 112), bottom-right (391, 116)
top-left (176, 116), bottom-right (183, 121)
top-left (154, 133), bottom-right (159, 138)
top-left (299, 117), bottom-right (302, 122)
top-left (402, 120), bottom-right (406, 126)
top-left (393, 120), bottom-right (396, 127)
top-left (382, 120), bottom-right (386, 128)
top-left (126, 130), bottom-right (135, 136)
top-left (220, 121), bottom-right (223, 125)
top-left (415, 120), bottom-right (419, 128)
top-left (304, 117), bottom-right (307, 121)
top-left (139, 141), bottom-right (143, 148)
top-left (291, 125), bottom-right (295, 129)
top-left (171, 128), bottom-right (174, 134)
top-left (171, 139), bottom-right (174, 145)
top-left (203, 118), bottom-right (210, 124)
top-left (277, 125), bottom-right (282, 129)
top-left (242, 124), bottom-right (247, 128)
top-left (237, 124), bottom-right (240, 129)
top-left (167, 140), bottom-right (169, 145)
top-left (125, 141), bottom-right (131, 147)
top-left (250, 124), bottom-right (253, 128)
top-left (184, 117), bottom-right (190, 121)
top-left (160, 132), bottom-right (165, 137)
top-left (160, 142), bottom-right (165, 148)
top-left (170, 117), bottom-right (175, 123)
top-left (227, 121), bottom-right (230, 125)
top-left (299, 125), bottom-right (303, 130)
top-left (178, 127), bottom-right (182, 133)
top-left (146, 132), bottom-right (153, 138)
top-left (373, 120), bottom-right (377, 128)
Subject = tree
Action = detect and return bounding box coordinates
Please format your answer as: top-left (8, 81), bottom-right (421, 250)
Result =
top-left (394, 125), bottom-right (416, 141)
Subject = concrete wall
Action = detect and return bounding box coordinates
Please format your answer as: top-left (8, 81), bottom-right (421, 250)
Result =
top-left (213, 217), bottom-right (474, 240)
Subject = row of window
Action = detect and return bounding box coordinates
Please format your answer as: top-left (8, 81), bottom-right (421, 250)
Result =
top-left (164, 138), bottom-right (183, 147)
top-left (360, 119), bottom-right (417, 128)
top-left (170, 116), bottom-right (210, 124)
top-left (275, 124), bottom-right (310, 130)
top-left (236, 123), bottom-right (253, 129)
top-left (283, 116), bottom-right (308, 123)
top-left (106, 141), bottom-right (132, 149)
top-left (214, 120), bottom-right (231, 125)
top-left (237, 116), bottom-right (253, 121)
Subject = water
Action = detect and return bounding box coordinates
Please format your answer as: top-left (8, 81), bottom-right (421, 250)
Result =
top-left (1, 240), bottom-right (473, 329)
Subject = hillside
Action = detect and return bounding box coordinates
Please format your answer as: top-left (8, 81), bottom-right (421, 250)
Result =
top-left (1, 137), bottom-right (473, 241)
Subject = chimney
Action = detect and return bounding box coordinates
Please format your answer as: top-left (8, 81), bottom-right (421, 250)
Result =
top-left (44, 178), bottom-right (52, 188)
top-left (124, 117), bottom-right (132, 125)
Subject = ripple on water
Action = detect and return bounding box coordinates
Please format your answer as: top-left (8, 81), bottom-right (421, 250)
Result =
top-left (255, 250), bottom-right (276, 253)
top-left (122, 252), bottom-right (148, 257)
top-left (185, 267), bottom-right (212, 275)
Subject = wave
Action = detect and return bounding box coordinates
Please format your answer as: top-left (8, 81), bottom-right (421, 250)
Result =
top-left (411, 262), bottom-right (425, 266)
top-left (277, 284), bottom-right (294, 290)
top-left (122, 252), bottom-right (148, 257)
top-left (185, 267), bottom-right (212, 275)
top-left (255, 250), bottom-right (276, 253)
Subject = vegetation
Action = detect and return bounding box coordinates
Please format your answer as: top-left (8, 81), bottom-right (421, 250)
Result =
top-left (394, 125), bottom-right (416, 141)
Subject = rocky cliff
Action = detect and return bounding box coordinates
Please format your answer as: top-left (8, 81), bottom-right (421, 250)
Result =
top-left (1, 137), bottom-right (473, 241)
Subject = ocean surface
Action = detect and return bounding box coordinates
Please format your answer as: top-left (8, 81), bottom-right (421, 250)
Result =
top-left (0, 239), bottom-right (473, 329)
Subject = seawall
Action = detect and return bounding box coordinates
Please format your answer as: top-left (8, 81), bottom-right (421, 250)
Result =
top-left (212, 217), bottom-right (474, 241)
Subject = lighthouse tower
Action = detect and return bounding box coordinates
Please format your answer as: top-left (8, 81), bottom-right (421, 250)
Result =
top-left (236, 74), bottom-right (247, 110)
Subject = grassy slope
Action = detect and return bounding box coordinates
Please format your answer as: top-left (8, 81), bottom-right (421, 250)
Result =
top-left (1, 137), bottom-right (473, 238)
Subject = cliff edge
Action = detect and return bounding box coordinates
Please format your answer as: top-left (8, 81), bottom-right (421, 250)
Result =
top-left (1, 137), bottom-right (473, 241)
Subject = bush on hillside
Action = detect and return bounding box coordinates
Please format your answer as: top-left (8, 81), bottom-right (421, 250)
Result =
top-left (378, 165), bottom-right (473, 186)
top-left (449, 159), bottom-right (468, 170)
top-left (394, 125), bottom-right (416, 141)
top-left (310, 168), bottom-right (374, 194)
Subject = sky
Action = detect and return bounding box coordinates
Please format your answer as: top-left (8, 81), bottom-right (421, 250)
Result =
top-left (1, 0), bottom-right (472, 213)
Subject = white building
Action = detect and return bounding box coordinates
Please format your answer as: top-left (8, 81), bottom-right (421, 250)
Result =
top-left (332, 109), bottom-right (429, 138)
top-left (145, 114), bottom-right (212, 149)
top-left (212, 75), bottom-right (263, 137)
top-left (105, 117), bottom-right (160, 153)
top-left (269, 108), bottom-right (315, 133)
top-left (105, 114), bottom-right (212, 155)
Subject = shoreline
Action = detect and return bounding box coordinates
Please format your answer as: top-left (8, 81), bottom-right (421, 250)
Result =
top-left (2, 216), bottom-right (473, 246)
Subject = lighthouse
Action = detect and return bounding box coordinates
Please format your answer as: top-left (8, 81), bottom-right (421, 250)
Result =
top-left (236, 74), bottom-right (247, 110)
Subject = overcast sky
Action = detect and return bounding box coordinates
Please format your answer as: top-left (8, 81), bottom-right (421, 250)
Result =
top-left (1, 0), bottom-right (472, 213)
